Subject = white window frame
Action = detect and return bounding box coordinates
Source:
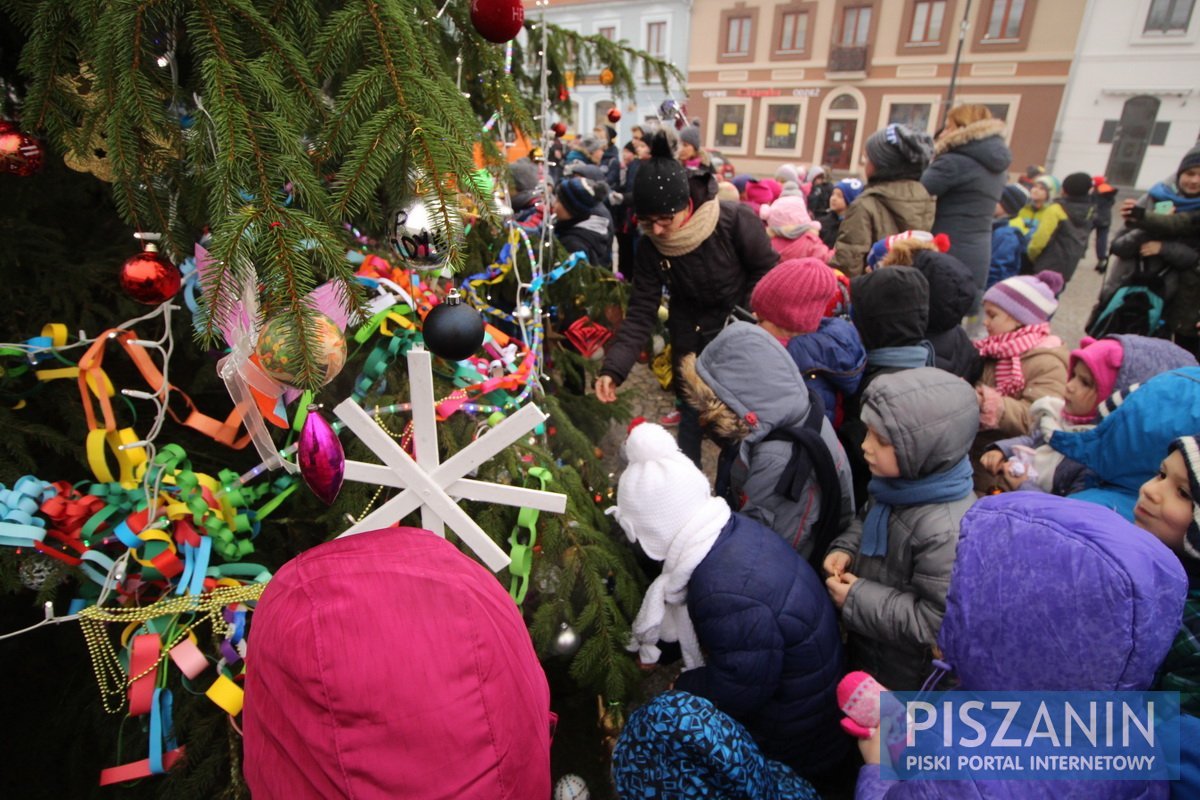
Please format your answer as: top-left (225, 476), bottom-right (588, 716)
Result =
top-left (878, 94), bottom-right (942, 137)
top-left (758, 98), bottom-right (808, 156)
top-left (1131, 0), bottom-right (1200, 43)
top-left (643, 16), bottom-right (671, 60)
top-left (709, 97), bottom-right (754, 157)
top-left (841, 5), bottom-right (873, 46)
top-left (595, 19), bottom-right (620, 42)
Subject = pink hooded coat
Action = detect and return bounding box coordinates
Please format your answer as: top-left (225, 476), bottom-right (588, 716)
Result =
top-left (244, 527), bottom-right (552, 800)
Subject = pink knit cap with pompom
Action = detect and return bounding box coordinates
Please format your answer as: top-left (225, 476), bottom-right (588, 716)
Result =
top-left (762, 195), bottom-right (821, 239)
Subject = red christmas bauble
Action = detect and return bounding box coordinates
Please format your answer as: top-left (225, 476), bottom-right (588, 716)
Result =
top-left (0, 120), bottom-right (45, 177)
top-left (120, 246), bottom-right (182, 305)
top-left (551, 122), bottom-right (568, 138)
top-left (558, 85), bottom-right (570, 102)
top-left (607, 108), bottom-right (622, 124)
top-left (470, 0), bottom-right (524, 44)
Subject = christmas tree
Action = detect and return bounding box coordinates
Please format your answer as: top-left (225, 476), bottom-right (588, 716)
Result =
top-left (0, 1), bottom-right (684, 796)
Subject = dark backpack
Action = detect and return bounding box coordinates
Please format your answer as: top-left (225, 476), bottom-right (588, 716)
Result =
top-left (1085, 262), bottom-right (1167, 339)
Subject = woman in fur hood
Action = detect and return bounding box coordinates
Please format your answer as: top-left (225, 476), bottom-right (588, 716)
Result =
top-left (921, 105), bottom-right (1013, 310)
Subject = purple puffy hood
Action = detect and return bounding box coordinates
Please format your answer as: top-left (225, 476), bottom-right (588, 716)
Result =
top-left (939, 494), bottom-right (1186, 692)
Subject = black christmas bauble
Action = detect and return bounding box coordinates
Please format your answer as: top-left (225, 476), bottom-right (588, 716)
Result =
top-left (423, 289), bottom-right (484, 361)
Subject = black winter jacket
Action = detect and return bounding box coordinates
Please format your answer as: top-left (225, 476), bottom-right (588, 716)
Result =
top-left (920, 119), bottom-right (1012, 296)
top-left (554, 205), bottom-right (614, 269)
top-left (599, 200), bottom-right (778, 385)
top-left (1028, 195), bottom-right (1092, 282)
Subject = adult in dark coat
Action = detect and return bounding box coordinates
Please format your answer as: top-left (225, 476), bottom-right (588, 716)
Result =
top-left (612, 422), bottom-right (850, 788)
top-left (920, 106), bottom-right (1012, 308)
top-left (594, 130), bottom-right (778, 464)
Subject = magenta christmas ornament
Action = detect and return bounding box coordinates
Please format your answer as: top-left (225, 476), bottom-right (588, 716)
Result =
top-left (299, 405), bottom-right (345, 505)
top-left (470, 0), bottom-right (524, 44)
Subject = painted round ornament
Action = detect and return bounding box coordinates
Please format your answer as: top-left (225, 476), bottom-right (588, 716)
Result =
top-left (599, 68), bottom-right (615, 86)
top-left (422, 289), bottom-right (484, 361)
top-left (119, 244), bottom-right (182, 305)
top-left (470, 0), bottom-right (524, 44)
top-left (606, 108), bottom-right (621, 124)
top-left (298, 405), bottom-right (345, 505)
top-left (551, 122), bottom-right (568, 138)
top-left (391, 197), bottom-right (455, 267)
top-left (553, 774), bottom-right (590, 800)
top-left (0, 120), bottom-right (45, 176)
top-left (255, 313), bottom-right (347, 387)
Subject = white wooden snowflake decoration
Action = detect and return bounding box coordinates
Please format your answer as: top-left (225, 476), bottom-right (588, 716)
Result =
top-left (334, 346), bottom-right (566, 572)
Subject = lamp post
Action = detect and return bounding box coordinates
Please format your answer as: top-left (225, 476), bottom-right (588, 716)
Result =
top-left (940, 0), bottom-right (975, 131)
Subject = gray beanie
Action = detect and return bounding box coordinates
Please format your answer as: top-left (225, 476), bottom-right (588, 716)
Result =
top-left (865, 124), bottom-right (934, 182)
top-left (679, 125), bottom-right (701, 150)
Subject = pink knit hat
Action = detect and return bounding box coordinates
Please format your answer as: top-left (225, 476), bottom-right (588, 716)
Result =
top-left (981, 270), bottom-right (1065, 326)
top-left (750, 258), bottom-right (838, 334)
top-left (762, 195), bottom-right (821, 238)
top-left (1069, 337), bottom-right (1123, 407)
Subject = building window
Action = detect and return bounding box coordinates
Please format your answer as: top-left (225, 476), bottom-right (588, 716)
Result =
top-left (1099, 120), bottom-right (1119, 144)
top-left (840, 6), bottom-right (872, 46)
top-left (984, 0), bottom-right (1026, 40)
top-left (982, 103), bottom-right (1010, 121)
top-left (779, 11), bottom-right (809, 53)
top-left (1151, 121), bottom-right (1171, 145)
top-left (909, 0), bottom-right (947, 43)
top-left (724, 15), bottom-right (753, 56)
top-left (763, 103), bottom-right (803, 150)
top-left (646, 21), bottom-right (666, 57)
top-left (831, 93), bottom-right (859, 111)
top-left (888, 102), bottom-right (935, 133)
top-left (714, 104), bottom-right (747, 150)
top-left (598, 25), bottom-right (616, 40)
top-left (1145, 0), bottom-right (1195, 33)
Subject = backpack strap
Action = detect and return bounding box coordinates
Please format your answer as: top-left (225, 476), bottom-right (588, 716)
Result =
top-left (764, 390), bottom-right (843, 570)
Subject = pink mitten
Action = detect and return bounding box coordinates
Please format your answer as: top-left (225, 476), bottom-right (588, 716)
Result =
top-left (837, 670), bottom-right (886, 739)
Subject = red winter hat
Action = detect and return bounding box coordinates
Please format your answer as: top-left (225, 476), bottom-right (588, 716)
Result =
top-left (751, 257), bottom-right (838, 334)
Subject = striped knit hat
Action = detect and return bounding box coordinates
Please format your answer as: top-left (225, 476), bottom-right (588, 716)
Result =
top-left (1168, 436), bottom-right (1200, 562)
top-left (982, 270), bottom-right (1065, 326)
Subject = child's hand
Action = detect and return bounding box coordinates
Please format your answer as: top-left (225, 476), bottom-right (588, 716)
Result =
top-left (1120, 198), bottom-right (1138, 219)
top-left (1001, 466), bottom-right (1028, 491)
top-left (824, 550), bottom-right (852, 577)
top-left (980, 450), bottom-right (1006, 474)
top-left (859, 725), bottom-right (882, 765)
top-left (825, 571), bottom-right (858, 609)
top-left (1140, 241), bottom-right (1164, 257)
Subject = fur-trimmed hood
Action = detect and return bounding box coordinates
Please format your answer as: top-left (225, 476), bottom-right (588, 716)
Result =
top-left (933, 117), bottom-right (1008, 156)
top-left (680, 322), bottom-right (815, 444)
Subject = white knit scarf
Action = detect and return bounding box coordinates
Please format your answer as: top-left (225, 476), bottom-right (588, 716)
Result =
top-left (623, 496), bottom-right (731, 670)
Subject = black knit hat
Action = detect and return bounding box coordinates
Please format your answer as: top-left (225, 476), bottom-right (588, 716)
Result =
top-left (851, 266), bottom-right (931, 350)
top-left (865, 124), bottom-right (933, 182)
top-left (1177, 145), bottom-right (1200, 183)
top-left (1062, 172), bottom-right (1093, 199)
top-left (557, 177), bottom-right (602, 219)
top-left (1168, 436), bottom-right (1200, 564)
top-left (634, 131), bottom-right (690, 217)
top-left (999, 184), bottom-right (1029, 216)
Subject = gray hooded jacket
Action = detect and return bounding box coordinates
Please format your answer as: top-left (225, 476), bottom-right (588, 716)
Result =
top-left (688, 322), bottom-right (854, 559)
top-left (827, 368), bottom-right (979, 691)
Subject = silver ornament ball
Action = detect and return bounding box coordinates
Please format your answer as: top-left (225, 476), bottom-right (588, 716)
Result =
top-left (552, 621), bottom-right (581, 656)
top-left (391, 197), bottom-right (456, 267)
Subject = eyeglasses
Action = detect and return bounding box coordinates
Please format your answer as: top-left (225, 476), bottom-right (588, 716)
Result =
top-left (642, 213), bottom-right (678, 226)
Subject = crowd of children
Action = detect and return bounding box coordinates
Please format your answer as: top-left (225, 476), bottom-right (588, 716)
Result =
top-left (592, 123), bottom-right (1200, 798)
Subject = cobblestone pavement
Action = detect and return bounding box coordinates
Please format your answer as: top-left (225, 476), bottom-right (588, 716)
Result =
top-left (597, 233), bottom-right (1112, 484)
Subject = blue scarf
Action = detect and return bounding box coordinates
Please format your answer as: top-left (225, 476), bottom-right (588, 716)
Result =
top-left (866, 342), bottom-right (935, 370)
top-left (861, 457), bottom-right (974, 558)
top-left (1148, 181), bottom-right (1200, 213)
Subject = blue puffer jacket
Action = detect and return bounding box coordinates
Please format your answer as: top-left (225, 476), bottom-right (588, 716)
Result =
top-left (855, 493), bottom-right (1187, 799)
top-left (1052, 367), bottom-right (1200, 519)
top-left (674, 512), bottom-right (849, 783)
top-left (786, 316), bottom-right (867, 427)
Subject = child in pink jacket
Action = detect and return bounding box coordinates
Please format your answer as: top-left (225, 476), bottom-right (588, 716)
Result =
top-left (761, 195), bottom-right (834, 263)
